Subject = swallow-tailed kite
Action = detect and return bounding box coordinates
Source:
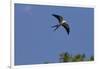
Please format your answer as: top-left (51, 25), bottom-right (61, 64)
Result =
top-left (52, 14), bottom-right (70, 35)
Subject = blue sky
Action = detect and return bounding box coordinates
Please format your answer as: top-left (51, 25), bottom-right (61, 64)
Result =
top-left (15, 3), bottom-right (94, 65)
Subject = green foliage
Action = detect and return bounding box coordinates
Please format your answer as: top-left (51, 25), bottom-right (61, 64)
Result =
top-left (59, 52), bottom-right (94, 62)
top-left (89, 56), bottom-right (94, 61)
top-left (72, 54), bottom-right (85, 62)
top-left (43, 52), bottom-right (94, 64)
top-left (59, 52), bottom-right (71, 62)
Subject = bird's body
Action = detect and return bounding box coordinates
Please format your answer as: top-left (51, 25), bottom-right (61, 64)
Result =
top-left (52, 14), bottom-right (70, 35)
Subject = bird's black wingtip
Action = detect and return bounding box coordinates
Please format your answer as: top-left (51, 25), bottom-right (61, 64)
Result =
top-left (67, 33), bottom-right (69, 35)
top-left (67, 31), bottom-right (70, 35)
top-left (52, 14), bottom-right (55, 16)
top-left (52, 14), bottom-right (58, 16)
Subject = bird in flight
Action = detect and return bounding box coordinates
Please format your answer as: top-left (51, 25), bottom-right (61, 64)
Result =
top-left (52, 14), bottom-right (70, 35)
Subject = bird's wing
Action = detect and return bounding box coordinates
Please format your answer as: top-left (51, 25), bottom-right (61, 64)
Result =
top-left (62, 23), bottom-right (70, 35)
top-left (52, 14), bottom-right (63, 23)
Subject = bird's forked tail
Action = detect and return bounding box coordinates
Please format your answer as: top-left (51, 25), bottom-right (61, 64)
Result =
top-left (51, 24), bottom-right (60, 31)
